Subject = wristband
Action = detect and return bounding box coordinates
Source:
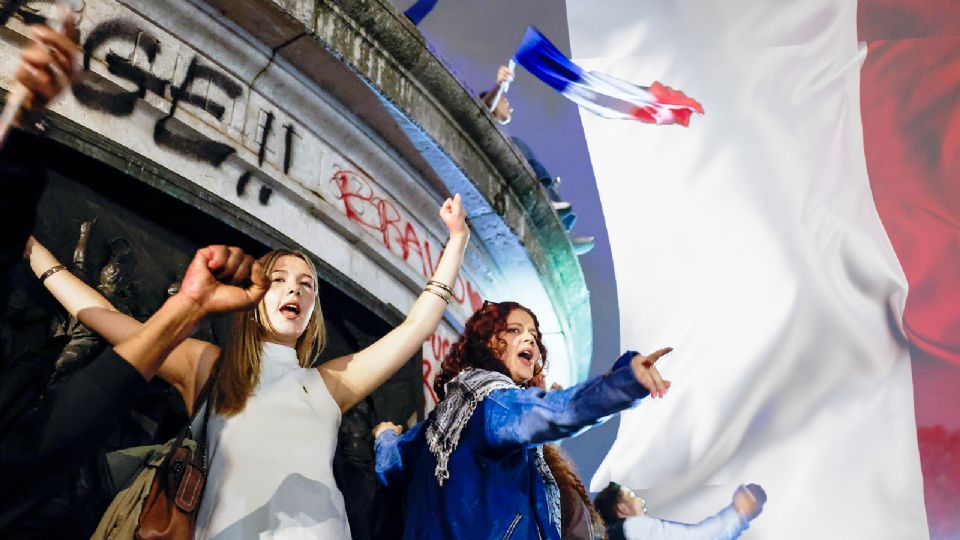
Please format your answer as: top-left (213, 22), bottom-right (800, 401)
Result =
top-left (38, 264), bottom-right (67, 284)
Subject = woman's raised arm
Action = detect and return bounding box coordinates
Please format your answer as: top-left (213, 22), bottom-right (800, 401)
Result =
top-left (319, 194), bottom-right (470, 413)
top-left (26, 237), bottom-right (219, 413)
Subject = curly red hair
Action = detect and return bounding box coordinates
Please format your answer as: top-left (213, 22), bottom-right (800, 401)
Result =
top-left (433, 301), bottom-right (548, 400)
top-left (527, 379), bottom-right (606, 537)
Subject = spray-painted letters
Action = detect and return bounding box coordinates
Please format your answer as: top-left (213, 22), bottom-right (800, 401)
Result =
top-left (329, 168), bottom-right (484, 312)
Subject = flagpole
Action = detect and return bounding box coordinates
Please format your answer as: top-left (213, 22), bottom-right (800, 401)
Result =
top-left (487, 59), bottom-right (516, 114)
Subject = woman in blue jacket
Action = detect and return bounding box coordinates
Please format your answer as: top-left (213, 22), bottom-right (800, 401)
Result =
top-left (374, 301), bottom-right (673, 540)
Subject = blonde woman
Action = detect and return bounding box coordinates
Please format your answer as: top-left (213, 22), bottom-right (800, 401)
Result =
top-left (27, 195), bottom-right (469, 538)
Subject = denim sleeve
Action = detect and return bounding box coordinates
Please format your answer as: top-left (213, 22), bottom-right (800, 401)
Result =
top-left (623, 507), bottom-right (748, 540)
top-left (375, 420), bottom-right (426, 489)
top-left (481, 356), bottom-right (648, 453)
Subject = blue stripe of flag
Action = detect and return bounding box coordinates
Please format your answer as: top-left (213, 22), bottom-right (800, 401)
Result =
top-left (513, 27), bottom-right (583, 93)
top-left (404, 0), bottom-right (438, 26)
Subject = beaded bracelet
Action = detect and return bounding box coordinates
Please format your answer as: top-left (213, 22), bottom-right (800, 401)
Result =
top-left (39, 264), bottom-right (67, 285)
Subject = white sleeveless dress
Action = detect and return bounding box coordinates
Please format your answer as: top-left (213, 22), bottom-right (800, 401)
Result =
top-left (194, 342), bottom-right (351, 539)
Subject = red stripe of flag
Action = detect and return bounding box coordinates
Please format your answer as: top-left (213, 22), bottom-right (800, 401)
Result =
top-left (858, 1), bottom-right (960, 537)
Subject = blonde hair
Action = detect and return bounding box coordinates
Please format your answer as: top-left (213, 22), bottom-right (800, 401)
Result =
top-left (213, 249), bottom-right (326, 415)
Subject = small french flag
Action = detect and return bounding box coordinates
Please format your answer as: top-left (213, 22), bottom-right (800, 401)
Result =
top-left (513, 27), bottom-right (704, 127)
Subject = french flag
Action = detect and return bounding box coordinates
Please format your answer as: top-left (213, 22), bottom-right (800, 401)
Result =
top-left (567, 0), bottom-right (959, 538)
top-left (513, 27), bottom-right (704, 127)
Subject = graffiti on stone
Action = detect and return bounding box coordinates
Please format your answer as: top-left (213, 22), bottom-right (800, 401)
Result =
top-left (2, 3), bottom-right (490, 410)
top-left (329, 168), bottom-right (484, 313)
top-left (153, 56), bottom-right (242, 166)
top-left (327, 168), bottom-right (486, 408)
top-left (55, 16), bottom-right (275, 202)
top-left (423, 326), bottom-right (456, 412)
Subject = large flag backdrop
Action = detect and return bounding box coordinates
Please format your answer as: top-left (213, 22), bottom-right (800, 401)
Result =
top-left (567, 0), bottom-right (958, 538)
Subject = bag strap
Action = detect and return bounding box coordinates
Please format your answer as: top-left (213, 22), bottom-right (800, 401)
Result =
top-left (161, 366), bottom-right (218, 471)
top-left (197, 376), bottom-right (214, 470)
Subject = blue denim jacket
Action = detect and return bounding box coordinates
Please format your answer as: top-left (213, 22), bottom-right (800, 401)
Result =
top-left (376, 356), bottom-right (647, 540)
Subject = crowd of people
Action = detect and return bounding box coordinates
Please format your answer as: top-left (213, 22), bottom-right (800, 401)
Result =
top-left (0, 14), bottom-right (765, 540)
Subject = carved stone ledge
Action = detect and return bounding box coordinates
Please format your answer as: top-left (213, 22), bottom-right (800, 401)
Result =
top-left (197, 0), bottom-right (593, 378)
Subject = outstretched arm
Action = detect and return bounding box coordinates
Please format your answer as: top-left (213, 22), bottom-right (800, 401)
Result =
top-left (26, 238), bottom-right (220, 413)
top-left (2, 14), bottom-right (215, 411)
top-left (481, 349), bottom-right (673, 453)
top-left (0, 245), bottom-right (266, 504)
top-left (319, 194), bottom-right (470, 413)
top-left (623, 485), bottom-right (765, 540)
top-left (0, 12), bottom-right (81, 307)
top-left (623, 508), bottom-right (745, 540)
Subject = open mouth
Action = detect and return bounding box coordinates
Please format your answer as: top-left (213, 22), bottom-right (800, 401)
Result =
top-left (518, 350), bottom-right (534, 363)
top-left (279, 302), bottom-right (301, 319)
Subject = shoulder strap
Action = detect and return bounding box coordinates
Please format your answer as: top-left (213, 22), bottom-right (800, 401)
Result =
top-left (162, 365), bottom-right (218, 469)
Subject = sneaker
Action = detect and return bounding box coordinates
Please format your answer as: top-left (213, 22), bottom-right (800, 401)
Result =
top-left (552, 200), bottom-right (572, 212)
top-left (570, 234), bottom-right (595, 255)
top-left (555, 204), bottom-right (574, 219)
top-left (560, 212), bottom-right (577, 232)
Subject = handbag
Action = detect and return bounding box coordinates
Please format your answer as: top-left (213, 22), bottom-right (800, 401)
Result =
top-left (92, 375), bottom-right (215, 540)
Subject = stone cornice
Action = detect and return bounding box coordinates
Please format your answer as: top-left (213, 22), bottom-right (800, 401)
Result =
top-left (196, 0), bottom-right (592, 376)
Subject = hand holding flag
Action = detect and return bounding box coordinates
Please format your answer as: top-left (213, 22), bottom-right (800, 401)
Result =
top-left (0, 2), bottom-right (79, 145)
top-left (486, 61), bottom-right (516, 115)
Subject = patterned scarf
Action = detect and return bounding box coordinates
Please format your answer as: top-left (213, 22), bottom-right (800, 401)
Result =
top-left (426, 369), bottom-right (562, 536)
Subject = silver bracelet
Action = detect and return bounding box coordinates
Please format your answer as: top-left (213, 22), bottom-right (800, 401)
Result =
top-left (423, 286), bottom-right (451, 304)
top-left (426, 280), bottom-right (454, 295)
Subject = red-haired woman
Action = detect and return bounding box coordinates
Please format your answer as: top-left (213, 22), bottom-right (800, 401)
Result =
top-left (373, 301), bottom-right (672, 540)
